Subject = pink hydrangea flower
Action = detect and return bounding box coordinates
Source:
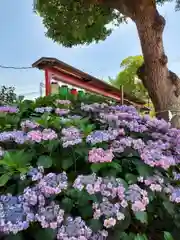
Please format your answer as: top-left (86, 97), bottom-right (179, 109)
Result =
top-left (88, 148), bottom-right (114, 163)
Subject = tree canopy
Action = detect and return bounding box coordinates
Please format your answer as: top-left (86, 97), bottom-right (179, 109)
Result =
top-left (35, 0), bottom-right (179, 47)
top-left (109, 55), bottom-right (148, 101)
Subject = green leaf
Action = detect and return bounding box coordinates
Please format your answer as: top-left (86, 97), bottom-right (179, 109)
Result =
top-left (125, 173), bottom-right (137, 184)
top-left (0, 173), bottom-right (11, 187)
top-left (35, 228), bottom-right (56, 240)
top-left (128, 233), bottom-right (137, 239)
top-left (164, 232), bottom-right (174, 240)
top-left (135, 162), bottom-right (152, 177)
top-left (61, 198), bottom-right (73, 212)
top-left (17, 167), bottom-right (29, 174)
top-left (115, 209), bottom-right (131, 231)
top-left (111, 161), bottom-right (122, 170)
top-left (117, 178), bottom-right (129, 189)
top-left (134, 211), bottom-right (148, 224)
top-left (61, 157), bottom-right (73, 170)
top-left (88, 219), bottom-right (102, 232)
top-left (91, 163), bottom-right (103, 173)
top-left (79, 205), bottom-right (93, 219)
top-left (5, 233), bottom-right (23, 240)
top-left (17, 179), bottom-right (31, 193)
top-left (0, 160), bottom-right (7, 165)
top-left (37, 155), bottom-right (52, 168)
top-left (15, 152), bottom-right (33, 168)
top-left (141, 235), bottom-right (148, 240)
top-left (66, 189), bottom-right (80, 199)
top-left (77, 191), bottom-right (92, 206)
top-left (91, 162), bottom-right (122, 173)
top-left (2, 152), bottom-right (16, 167)
top-left (75, 146), bottom-right (89, 156)
top-left (46, 140), bottom-right (59, 152)
top-left (82, 124), bottom-right (94, 135)
top-left (163, 201), bottom-right (175, 215)
top-left (5, 184), bottom-right (16, 194)
top-left (119, 232), bottom-right (131, 240)
top-left (134, 234), bottom-right (147, 240)
top-left (1, 150), bottom-right (32, 169)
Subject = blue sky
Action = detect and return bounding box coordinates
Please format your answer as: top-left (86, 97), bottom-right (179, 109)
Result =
top-left (0, 0), bottom-right (180, 99)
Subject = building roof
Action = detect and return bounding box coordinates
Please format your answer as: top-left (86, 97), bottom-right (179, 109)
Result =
top-left (32, 57), bottom-right (146, 105)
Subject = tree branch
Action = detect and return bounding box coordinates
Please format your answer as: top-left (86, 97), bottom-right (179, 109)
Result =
top-left (153, 11), bottom-right (166, 32)
top-left (168, 70), bottom-right (180, 97)
top-left (137, 63), bottom-right (180, 98)
top-left (95, 0), bottom-right (135, 18)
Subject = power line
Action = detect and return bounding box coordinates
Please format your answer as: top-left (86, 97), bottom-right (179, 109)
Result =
top-left (0, 64), bottom-right (32, 69)
top-left (22, 91), bottom-right (39, 95)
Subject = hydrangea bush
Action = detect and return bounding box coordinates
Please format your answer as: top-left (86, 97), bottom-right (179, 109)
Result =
top-left (0, 96), bottom-right (180, 240)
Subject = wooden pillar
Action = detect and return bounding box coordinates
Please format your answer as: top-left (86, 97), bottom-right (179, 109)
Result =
top-left (45, 69), bottom-right (51, 96)
top-left (120, 85), bottom-right (124, 105)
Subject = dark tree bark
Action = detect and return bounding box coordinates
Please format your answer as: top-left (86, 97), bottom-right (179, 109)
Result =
top-left (137, 64), bottom-right (180, 122)
top-left (132, 2), bottom-right (180, 127)
top-left (105, 0), bottom-right (180, 127)
top-left (133, 1), bottom-right (180, 127)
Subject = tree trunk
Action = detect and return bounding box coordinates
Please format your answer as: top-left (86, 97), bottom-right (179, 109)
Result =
top-left (132, 3), bottom-right (180, 127)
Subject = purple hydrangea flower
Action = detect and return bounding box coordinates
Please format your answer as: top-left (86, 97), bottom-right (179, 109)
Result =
top-left (34, 107), bottom-right (53, 113)
top-left (55, 108), bottom-right (70, 116)
top-left (0, 106), bottom-right (18, 113)
top-left (61, 127), bottom-right (82, 147)
top-left (57, 216), bottom-right (92, 240)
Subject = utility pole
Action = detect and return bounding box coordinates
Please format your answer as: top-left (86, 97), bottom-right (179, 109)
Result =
top-left (40, 82), bottom-right (44, 97)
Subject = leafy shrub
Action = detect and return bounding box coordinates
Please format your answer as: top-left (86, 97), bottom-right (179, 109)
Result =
top-left (0, 96), bottom-right (179, 240)
top-left (0, 86), bottom-right (17, 105)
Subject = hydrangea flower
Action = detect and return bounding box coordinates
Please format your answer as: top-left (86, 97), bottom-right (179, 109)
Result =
top-left (125, 184), bottom-right (149, 212)
top-left (38, 172), bottom-right (68, 197)
top-left (0, 106), bottom-right (18, 113)
top-left (0, 130), bottom-right (28, 144)
top-left (86, 129), bottom-right (120, 145)
top-left (169, 188), bottom-right (180, 203)
top-left (21, 120), bottom-right (39, 130)
top-left (88, 148), bottom-right (114, 163)
top-left (35, 201), bottom-right (64, 229)
top-left (34, 107), bottom-right (53, 113)
top-left (56, 100), bottom-right (71, 105)
top-left (27, 129), bottom-right (57, 142)
top-left (55, 108), bottom-right (70, 116)
top-left (61, 127), bottom-right (82, 147)
top-left (1, 102), bottom-right (180, 238)
top-left (0, 195), bottom-right (32, 234)
top-left (57, 216), bottom-right (92, 240)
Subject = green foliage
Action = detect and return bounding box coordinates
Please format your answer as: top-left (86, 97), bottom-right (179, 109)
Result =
top-left (37, 155), bottom-right (53, 168)
top-left (109, 56), bottom-right (148, 101)
top-left (35, 0), bottom-right (125, 47)
top-left (0, 86), bottom-right (16, 105)
top-left (91, 161), bottom-right (122, 176)
top-left (0, 173), bottom-right (12, 187)
top-left (34, 0), bottom-right (178, 47)
top-left (134, 234), bottom-right (148, 240)
top-left (34, 228), bottom-right (56, 240)
top-left (0, 93), bottom-right (180, 239)
top-left (134, 211), bottom-right (148, 224)
top-left (61, 197), bottom-right (74, 212)
top-left (0, 113), bottom-right (20, 131)
top-left (0, 150), bottom-right (33, 187)
top-left (5, 233), bottom-right (24, 240)
top-left (0, 150), bottom-right (32, 174)
top-left (164, 231), bottom-right (174, 240)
